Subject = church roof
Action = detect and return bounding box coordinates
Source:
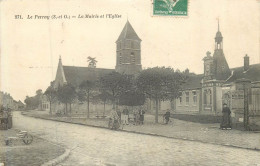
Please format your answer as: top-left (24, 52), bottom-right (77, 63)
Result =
top-left (63, 66), bottom-right (114, 87)
top-left (116, 21), bottom-right (141, 42)
top-left (181, 74), bottom-right (203, 90)
top-left (226, 63), bottom-right (260, 83)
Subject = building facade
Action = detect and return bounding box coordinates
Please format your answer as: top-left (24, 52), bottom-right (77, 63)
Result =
top-left (173, 23), bottom-right (260, 127)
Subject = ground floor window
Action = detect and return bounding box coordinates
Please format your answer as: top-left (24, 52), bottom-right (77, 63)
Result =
top-left (192, 91), bottom-right (197, 104)
top-left (204, 89), bottom-right (212, 105)
top-left (185, 92), bottom-right (189, 105)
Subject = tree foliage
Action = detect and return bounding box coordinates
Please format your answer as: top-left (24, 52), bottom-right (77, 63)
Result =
top-left (79, 80), bottom-right (96, 118)
top-left (44, 86), bottom-right (57, 115)
top-left (57, 84), bottom-right (76, 114)
top-left (137, 67), bottom-right (187, 123)
top-left (99, 72), bottom-right (132, 108)
top-left (24, 89), bottom-right (43, 110)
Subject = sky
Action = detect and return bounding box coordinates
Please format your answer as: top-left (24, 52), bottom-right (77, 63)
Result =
top-left (1, 0), bottom-right (260, 102)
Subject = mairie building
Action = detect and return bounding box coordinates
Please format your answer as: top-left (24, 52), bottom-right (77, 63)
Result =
top-left (170, 23), bottom-right (260, 126)
top-left (42, 21), bottom-right (260, 126)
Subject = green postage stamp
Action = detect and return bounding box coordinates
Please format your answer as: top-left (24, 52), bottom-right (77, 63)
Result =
top-left (153, 0), bottom-right (188, 16)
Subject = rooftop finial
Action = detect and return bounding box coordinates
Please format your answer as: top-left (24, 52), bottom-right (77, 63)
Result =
top-left (218, 18), bottom-right (220, 32)
top-left (59, 55), bottom-right (62, 61)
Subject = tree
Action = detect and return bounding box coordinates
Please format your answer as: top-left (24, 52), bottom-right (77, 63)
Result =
top-left (44, 86), bottom-right (57, 115)
top-left (118, 91), bottom-right (145, 106)
top-left (87, 56), bottom-right (97, 68)
top-left (137, 67), bottom-right (187, 123)
top-left (24, 95), bottom-right (40, 110)
top-left (99, 72), bottom-right (131, 108)
top-left (57, 84), bottom-right (76, 114)
top-left (97, 90), bottom-right (113, 117)
top-left (79, 80), bottom-right (96, 118)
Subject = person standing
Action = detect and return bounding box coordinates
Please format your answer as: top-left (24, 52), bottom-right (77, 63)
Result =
top-left (116, 109), bottom-right (121, 122)
top-left (164, 109), bottom-right (171, 124)
top-left (133, 108), bottom-right (139, 125)
top-left (139, 108), bottom-right (145, 125)
top-left (122, 107), bottom-right (129, 125)
top-left (220, 103), bottom-right (232, 130)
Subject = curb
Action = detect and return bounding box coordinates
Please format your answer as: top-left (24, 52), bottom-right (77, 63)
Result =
top-left (41, 149), bottom-right (70, 166)
top-left (23, 112), bottom-right (260, 152)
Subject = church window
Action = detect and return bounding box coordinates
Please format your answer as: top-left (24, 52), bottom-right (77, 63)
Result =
top-left (185, 92), bottom-right (189, 105)
top-left (119, 53), bottom-right (122, 64)
top-left (131, 52), bottom-right (135, 64)
top-left (192, 91), bottom-right (197, 104)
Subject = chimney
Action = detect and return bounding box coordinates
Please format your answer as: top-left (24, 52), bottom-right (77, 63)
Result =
top-left (244, 54), bottom-right (249, 71)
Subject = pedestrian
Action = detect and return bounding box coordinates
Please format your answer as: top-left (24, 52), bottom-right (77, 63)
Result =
top-left (133, 108), bottom-right (139, 125)
top-left (220, 103), bottom-right (232, 130)
top-left (122, 106), bottom-right (129, 125)
top-left (164, 109), bottom-right (171, 124)
top-left (116, 109), bottom-right (121, 122)
top-left (139, 107), bottom-right (145, 125)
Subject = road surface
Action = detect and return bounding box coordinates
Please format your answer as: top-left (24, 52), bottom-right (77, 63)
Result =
top-left (13, 112), bottom-right (260, 166)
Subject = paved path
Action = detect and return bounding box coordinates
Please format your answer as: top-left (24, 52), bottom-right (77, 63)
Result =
top-left (13, 112), bottom-right (260, 166)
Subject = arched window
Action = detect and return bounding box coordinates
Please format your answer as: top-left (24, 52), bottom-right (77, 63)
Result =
top-left (131, 52), bottom-right (135, 64)
top-left (119, 53), bottom-right (122, 64)
top-left (204, 89), bottom-right (212, 105)
top-left (209, 90), bottom-right (212, 105)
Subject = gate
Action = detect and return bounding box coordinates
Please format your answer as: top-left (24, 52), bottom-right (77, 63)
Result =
top-left (222, 88), bottom-right (260, 130)
top-left (250, 88), bottom-right (260, 116)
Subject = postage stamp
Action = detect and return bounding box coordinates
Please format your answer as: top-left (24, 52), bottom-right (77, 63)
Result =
top-left (153, 0), bottom-right (188, 16)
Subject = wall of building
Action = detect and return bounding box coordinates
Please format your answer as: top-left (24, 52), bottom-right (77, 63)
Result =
top-left (175, 89), bottom-right (200, 114)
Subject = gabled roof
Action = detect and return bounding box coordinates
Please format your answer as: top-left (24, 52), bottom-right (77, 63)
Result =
top-left (116, 21), bottom-right (141, 42)
top-left (226, 63), bottom-right (260, 83)
top-left (63, 66), bottom-right (114, 87)
top-left (212, 49), bottom-right (231, 80)
top-left (182, 74), bottom-right (203, 90)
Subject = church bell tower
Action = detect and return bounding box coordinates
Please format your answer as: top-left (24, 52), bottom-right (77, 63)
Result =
top-left (115, 20), bottom-right (142, 75)
top-left (212, 20), bottom-right (231, 80)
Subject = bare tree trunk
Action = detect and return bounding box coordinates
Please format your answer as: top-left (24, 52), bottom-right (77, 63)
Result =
top-left (65, 103), bottom-right (67, 115)
top-left (112, 98), bottom-right (116, 109)
top-left (155, 97), bottom-right (159, 123)
top-left (49, 101), bottom-right (52, 115)
top-left (87, 93), bottom-right (90, 118)
top-left (103, 101), bottom-right (106, 116)
top-left (70, 103), bottom-right (72, 114)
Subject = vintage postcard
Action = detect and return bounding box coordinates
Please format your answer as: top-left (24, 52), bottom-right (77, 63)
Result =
top-left (0, 0), bottom-right (260, 165)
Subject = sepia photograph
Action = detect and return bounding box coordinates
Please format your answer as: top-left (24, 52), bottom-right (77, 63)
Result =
top-left (0, 0), bottom-right (260, 165)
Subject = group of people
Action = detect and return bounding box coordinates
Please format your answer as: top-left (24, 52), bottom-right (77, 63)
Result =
top-left (110, 106), bottom-right (146, 126)
top-left (109, 103), bottom-right (232, 129)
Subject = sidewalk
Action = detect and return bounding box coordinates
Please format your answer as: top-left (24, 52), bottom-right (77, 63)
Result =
top-left (23, 110), bottom-right (260, 151)
top-left (0, 128), bottom-right (65, 166)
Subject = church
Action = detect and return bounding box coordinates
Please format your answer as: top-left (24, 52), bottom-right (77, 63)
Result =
top-left (41, 20), bottom-right (143, 114)
top-left (53, 20), bottom-right (142, 90)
